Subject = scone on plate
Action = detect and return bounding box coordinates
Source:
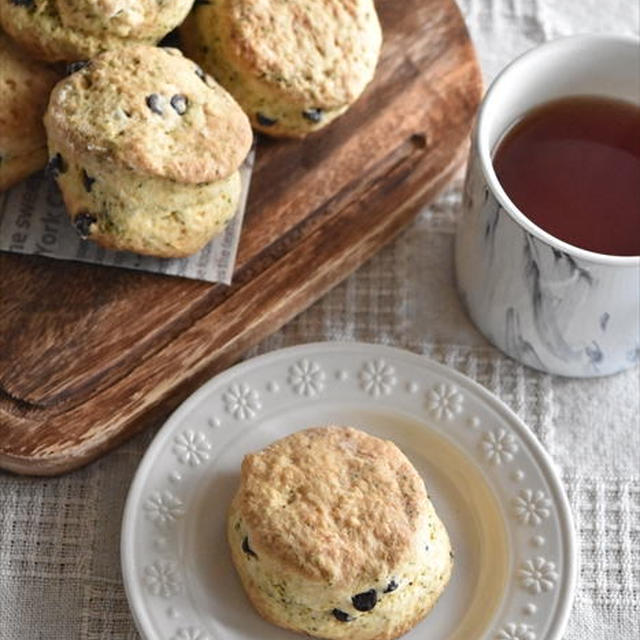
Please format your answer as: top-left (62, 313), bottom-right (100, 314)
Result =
top-left (0, 31), bottom-right (59, 191)
top-left (228, 426), bottom-right (453, 640)
top-left (0, 0), bottom-right (194, 63)
top-left (181, 0), bottom-right (382, 137)
top-left (44, 45), bottom-right (252, 258)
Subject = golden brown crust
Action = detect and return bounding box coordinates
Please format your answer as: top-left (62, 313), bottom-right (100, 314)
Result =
top-left (54, 0), bottom-right (190, 39)
top-left (0, 147), bottom-right (48, 192)
top-left (44, 46), bottom-right (252, 184)
top-left (0, 0), bottom-right (194, 63)
top-left (227, 426), bottom-right (453, 640)
top-left (180, 0), bottom-right (382, 137)
top-left (51, 155), bottom-right (241, 258)
top-left (0, 31), bottom-right (60, 190)
top-left (218, 0), bottom-right (380, 107)
top-left (234, 426), bottom-right (428, 584)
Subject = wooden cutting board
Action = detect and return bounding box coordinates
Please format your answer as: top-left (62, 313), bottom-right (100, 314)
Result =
top-left (0, 0), bottom-right (482, 475)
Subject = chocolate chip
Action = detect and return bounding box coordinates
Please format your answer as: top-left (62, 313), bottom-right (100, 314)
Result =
top-left (332, 609), bottom-right (352, 622)
top-left (158, 29), bottom-right (180, 48)
top-left (194, 0), bottom-right (211, 5)
top-left (257, 112), bottom-right (278, 127)
top-left (449, 550), bottom-right (455, 559)
top-left (46, 153), bottom-right (67, 178)
top-left (66, 60), bottom-right (89, 75)
top-left (383, 580), bottom-right (398, 594)
top-left (195, 66), bottom-right (206, 82)
top-left (241, 536), bottom-right (258, 559)
top-left (82, 170), bottom-right (95, 193)
top-left (146, 93), bottom-right (163, 115)
top-left (302, 108), bottom-right (323, 123)
top-left (74, 212), bottom-right (96, 238)
top-left (10, 0), bottom-right (33, 7)
top-left (351, 589), bottom-right (377, 612)
top-left (170, 94), bottom-right (188, 115)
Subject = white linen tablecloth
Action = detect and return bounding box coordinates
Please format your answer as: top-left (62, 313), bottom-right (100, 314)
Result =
top-left (1, 1), bottom-right (639, 637)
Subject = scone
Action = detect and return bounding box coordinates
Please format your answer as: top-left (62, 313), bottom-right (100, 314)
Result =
top-left (228, 426), bottom-right (453, 640)
top-left (44, 45), bottom-right (252, 258)
top-left (0, 0), bottom-right (194, 63)
top-left (0, 31), bottom-right (59, 191)
top-left (181, 0), bottom-right (382, 137)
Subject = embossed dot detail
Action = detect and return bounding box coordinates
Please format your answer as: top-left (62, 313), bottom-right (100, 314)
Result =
top-left (335, 370), bottom-right (348, 381)
top-left (167, 606), bottom-right (180, 619)
top-left (517, 557), bottom-right (559, 594)
top-left (481, 429), bottom-right (519, 465)
top-left (359, 359), bottom-right (397, 396)
top-left (154, 537), bottom-right (167, 550)
top-left (523, 603), bottom-right (537, 616)
top-left (468, 416), bottom-right (481, 429)
top-left (532, 535), bottom-right (546, 547)
top-left (171, 627), bottom-right (209, 640)
top-left (407, 381), bottom-right (419, 394)
top-left (512, 489), bottom-right (552, 526)
top-left (144, 491), bottom-right (184, 527)
top-left (288, 360), bottom-right (325, 396)
top-left (267, 380), bottom-right (280, 393)
top-left (511, 469), bottom-right (525, 482)
top-left (169, 471), bottom-right (182, 484)
top-left (223, 383), bottom-right (261, 420)
top-left (426, 383), bottom-right (464, 420)
top-left (207, 416), bottom-right (221, 429)
top-left (172, 431), bottom-right (211, 466)
top-left (143, 560), bottom-right (182, 598)
top-left (497, 622), bottom-right (536, 640)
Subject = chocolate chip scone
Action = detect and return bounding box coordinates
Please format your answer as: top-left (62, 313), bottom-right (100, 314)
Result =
top-left (228, 426), bottom-right (453, 640)
top-left (181, 0), bottom-right (382, 137)
top-left (0, 0), bottom-right (194, 63)
top-left (0, 31), bottom-right (59, 191)
top-left (44, 45), bottom-right (252, 257)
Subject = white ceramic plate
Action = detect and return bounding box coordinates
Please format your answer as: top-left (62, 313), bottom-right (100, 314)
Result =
top-left (122, 343), bottom-right (577, 640)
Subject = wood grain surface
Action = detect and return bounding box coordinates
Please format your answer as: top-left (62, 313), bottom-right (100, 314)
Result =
top-left (0, 0), bottom-right (482, 474)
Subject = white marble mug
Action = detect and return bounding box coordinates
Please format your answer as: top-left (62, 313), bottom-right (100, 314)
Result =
top-left (455, 35), bottom-right (640, 377)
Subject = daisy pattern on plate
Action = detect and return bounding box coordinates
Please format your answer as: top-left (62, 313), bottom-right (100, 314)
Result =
top-left (512, 489), bottom-right (552, 526)
top-left (496, 623), bottom-right (536, 640)
top-left (172, 431), bottom-right (211, 467)
top-left (481, 429), bottom-right (519, 465)
top-left (223, 383), bottom-right (261, 420)
top-left (171, 627), bottom-right (209, 640)
top-left (143, 560), bottom-right (182, 598)
top-left (517, 557), bottom-right (559, 594)
top-left (122, 345), bottom-right (578, 640)
top-left (143, 490), bottom-right (185, 527)
top-left (358, 359), bottom-right (397, 396)
top-left (426, 383), bottom-right (464, 420)
top-left (287, 359), bottom-right (325, 397)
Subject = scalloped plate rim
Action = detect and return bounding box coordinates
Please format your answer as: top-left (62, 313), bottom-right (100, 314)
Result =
top-left (121, 341), bottom-right (578, 640)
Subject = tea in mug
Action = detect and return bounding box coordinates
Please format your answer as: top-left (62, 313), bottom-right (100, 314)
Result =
top-left (493, 96), bottom-right (640, 256)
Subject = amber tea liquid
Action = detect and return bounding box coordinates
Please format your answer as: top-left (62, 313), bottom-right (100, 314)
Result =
top-left (493, 96), bottom-right (640, 256)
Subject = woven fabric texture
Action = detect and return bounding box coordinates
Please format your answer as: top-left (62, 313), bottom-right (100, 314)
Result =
top-left (1, 1), bottom-right (639, 638)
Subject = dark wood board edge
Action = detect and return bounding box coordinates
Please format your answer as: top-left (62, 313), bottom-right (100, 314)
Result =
top-left (0, 135), bottom-right (475, 475)
top-left (0, 0), bottom-right (484, 475)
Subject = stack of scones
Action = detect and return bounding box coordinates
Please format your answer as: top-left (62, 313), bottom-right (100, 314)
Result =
top-left (0, 7), bottom-right (455, 640)
top-left (0, 0), bottom-right (382, 257)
